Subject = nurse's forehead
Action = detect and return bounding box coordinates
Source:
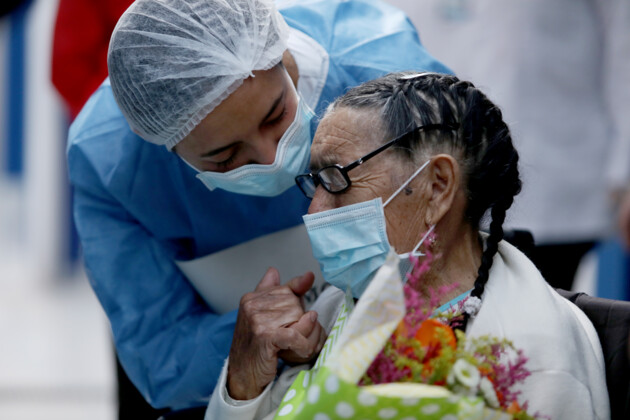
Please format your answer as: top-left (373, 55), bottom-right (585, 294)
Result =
top-left (310, 108), bottom-right (381, 169)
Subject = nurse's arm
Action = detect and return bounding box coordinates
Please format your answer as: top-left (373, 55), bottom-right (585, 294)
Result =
top-left (69, 142), bottom-right (235, 408)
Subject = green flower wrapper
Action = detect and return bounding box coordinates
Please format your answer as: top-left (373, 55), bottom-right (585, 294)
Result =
top-left (275, 366), bottom-right (512, 420)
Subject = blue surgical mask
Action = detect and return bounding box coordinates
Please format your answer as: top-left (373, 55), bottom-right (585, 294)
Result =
top-left (303, 160), bottom-right (435, 298)
top-left (195, 96), bottom-right (314, 197)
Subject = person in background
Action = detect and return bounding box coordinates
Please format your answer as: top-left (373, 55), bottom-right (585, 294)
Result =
top-left (67, 0), bottom-right (450, 411)
top-left (52, 0), bottom-right (133, 119)
top-left (386, 0), bottom-right (630, 290)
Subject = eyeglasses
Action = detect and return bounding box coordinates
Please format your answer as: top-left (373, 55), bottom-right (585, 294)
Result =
top-left (295, 123), bottom-right (456, 199)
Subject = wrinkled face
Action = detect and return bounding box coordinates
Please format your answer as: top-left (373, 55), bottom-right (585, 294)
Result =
top-left (174, 64), bottom-right (298, 172)
top-left (307, 107), bottom-right (431, 254)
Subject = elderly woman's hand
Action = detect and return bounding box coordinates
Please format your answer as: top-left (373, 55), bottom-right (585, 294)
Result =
top-left (227, 268), bottom-right (326, 400)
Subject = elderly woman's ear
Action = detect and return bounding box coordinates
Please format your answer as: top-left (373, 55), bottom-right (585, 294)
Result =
top-left (423, 154), bottom-right (461, 226)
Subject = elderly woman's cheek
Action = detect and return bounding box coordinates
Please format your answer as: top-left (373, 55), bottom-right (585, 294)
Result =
top-left (387, 202), bottom-right (430, 253)
top-left (307, 188), bottom-right (334, 214)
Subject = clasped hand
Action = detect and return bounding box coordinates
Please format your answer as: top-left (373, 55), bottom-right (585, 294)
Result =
top-left (227, 268), bottom-right (326, 400)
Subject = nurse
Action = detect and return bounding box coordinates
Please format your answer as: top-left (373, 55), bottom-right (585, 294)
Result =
top-left (67, 0), bottom-right (450, 409)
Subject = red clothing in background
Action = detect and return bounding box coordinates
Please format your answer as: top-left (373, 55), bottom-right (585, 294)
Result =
top-left (52, 0), bottom-right (133, 118)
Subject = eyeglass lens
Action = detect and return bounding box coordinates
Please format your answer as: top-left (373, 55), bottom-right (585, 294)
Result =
top-left (296, 175), bottom-right (317, 199)
top-left (319, 167), bottom-right (348, 193)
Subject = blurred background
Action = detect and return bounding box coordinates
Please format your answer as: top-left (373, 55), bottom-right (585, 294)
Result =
top-left (0, 0), bottom-right (115, 419)
top-left (0, 0), bottom-right (627, 419)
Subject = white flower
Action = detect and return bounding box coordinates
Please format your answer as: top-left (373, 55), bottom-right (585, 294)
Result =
top-left (451, 359), bottom-right (481, 389)
top-left (447, 369), bottom-right (456, 386)
top-left (479, 377), bottom-right (500, 408)
top-left (463, 296), bottom-right (482, 317)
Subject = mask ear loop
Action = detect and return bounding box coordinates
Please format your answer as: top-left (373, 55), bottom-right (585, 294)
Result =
top-left (382, 159), bottom-right (435, 278)
top-left (397, 223), bottom-right (436, 282)
top-left (397, 224), bottom-right (436, 259)
top-left (383, 159), bottom-right (431, 208)
top-left (409, 224), bottom-right (436, 257)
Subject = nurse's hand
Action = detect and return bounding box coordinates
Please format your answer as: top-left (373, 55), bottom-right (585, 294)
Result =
top-left (227, 268), bottom-right (326, 400)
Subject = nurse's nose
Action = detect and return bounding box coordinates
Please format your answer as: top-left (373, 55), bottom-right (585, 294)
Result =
top-left (252, 132), bottom-right (280, 165)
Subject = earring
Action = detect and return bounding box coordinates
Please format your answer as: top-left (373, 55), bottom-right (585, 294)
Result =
top-left (426, 222), bottom-right (437, 247)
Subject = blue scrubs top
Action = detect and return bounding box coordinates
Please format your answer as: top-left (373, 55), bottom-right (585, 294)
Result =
top-left (67, 0), bottom-right (451, 409)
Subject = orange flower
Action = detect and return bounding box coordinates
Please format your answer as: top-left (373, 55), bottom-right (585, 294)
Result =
top-left (478, 367), bottom-right (492, 377)
top-left (393, 319), bottom-right (457, 381)
top-left (507, 400), bottom-right (522, 414)
top-left (415, 319), bottom-right (457, 351)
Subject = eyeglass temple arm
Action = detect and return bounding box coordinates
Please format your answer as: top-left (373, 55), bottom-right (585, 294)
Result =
top-left (342, 123), bottom-right (456, 172)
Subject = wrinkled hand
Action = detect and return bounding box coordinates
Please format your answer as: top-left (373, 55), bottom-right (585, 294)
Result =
top-left (227, 268), bottom-right (326, 400)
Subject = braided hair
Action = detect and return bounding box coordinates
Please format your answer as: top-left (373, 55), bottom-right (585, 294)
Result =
top-left (328, 72), bottom-right (522, 328)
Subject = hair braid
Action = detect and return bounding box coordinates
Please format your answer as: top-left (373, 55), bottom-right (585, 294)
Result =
top-left (472, 198), bottom-right (509, 298)
top-left (461, 101), bottom-right (521, 329)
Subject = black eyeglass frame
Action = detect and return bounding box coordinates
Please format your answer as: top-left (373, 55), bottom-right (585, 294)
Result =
top-left (295, 123), bottom-right (458, 199)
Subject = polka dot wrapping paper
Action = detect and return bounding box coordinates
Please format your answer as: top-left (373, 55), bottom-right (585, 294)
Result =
top-left (274, 366), bottom-right (512, 420)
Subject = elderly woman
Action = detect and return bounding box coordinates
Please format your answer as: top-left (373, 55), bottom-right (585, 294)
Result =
top-left (207, 72), bottom-right (610, 419)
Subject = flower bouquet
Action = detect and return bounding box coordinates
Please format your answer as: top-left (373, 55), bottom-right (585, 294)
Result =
top-left (273, 249), bottom-right (545, 420)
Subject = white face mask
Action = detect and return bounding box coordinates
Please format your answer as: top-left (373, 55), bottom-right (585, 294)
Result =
top-left (194, 95), bottom-right (315, 196)
top-left (303, 160), bottom-right (435, 298)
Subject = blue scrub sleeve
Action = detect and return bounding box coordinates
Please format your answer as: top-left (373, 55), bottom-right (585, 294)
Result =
top-left (69, 143), bottom-right (236, 409)
top-left (281, 0), bottom-right (452, 88)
